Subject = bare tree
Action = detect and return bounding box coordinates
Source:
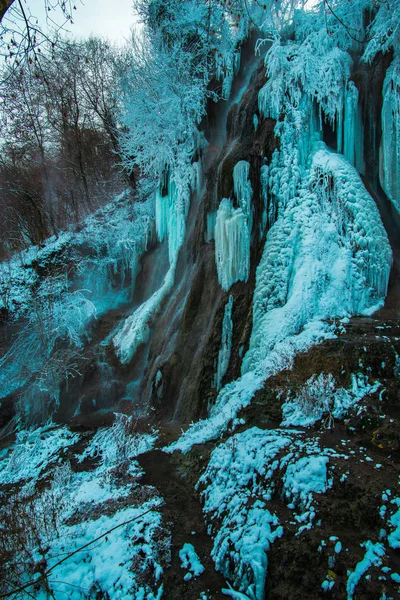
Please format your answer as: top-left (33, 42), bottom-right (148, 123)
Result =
top-left (0, 0), bottom-right (75, 65)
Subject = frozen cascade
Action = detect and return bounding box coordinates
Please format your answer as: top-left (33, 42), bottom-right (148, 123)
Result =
top-left (380, 56), bottom-right (400, 212)
top-left (243, 143), bottom-right (392, 376)
top-left (113, 169), bottom-right (193, 364)
top-left (155, 173), bottom-right (191, 265)
top-left (214, 198), bottom-right (250, 291)
top-left (339, 81), bottom-right (365, 174)
top-left (73, 195), bottom-right (154, 316)
top-left (214, 295), bottom-right (234, 391)
top-left (233, 160), bottom-right (253, 234)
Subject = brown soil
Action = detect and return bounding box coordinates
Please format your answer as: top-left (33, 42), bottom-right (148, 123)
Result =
top-left (138, 449), bottom-right (226, 599)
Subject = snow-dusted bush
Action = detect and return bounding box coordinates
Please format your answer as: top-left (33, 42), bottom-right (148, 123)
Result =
top-left (281, 372), bottom-right (381, 428)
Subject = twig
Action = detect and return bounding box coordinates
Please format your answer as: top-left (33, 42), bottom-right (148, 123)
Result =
top-left (0, 506), bottom-right (156, 598)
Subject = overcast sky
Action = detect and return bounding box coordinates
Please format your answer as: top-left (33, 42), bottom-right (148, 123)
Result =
top-left (16, 0), bottom-right (137, 45)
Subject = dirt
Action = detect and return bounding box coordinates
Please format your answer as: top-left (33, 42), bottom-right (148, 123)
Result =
top-left (138, 449), bottom-right (226, 600)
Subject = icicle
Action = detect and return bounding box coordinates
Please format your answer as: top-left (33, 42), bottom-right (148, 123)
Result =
top-left (342, 81), bottom-right (365, 174)
top-left (233, 161), bottom-right (253, 234)
top-left (380, 57), bottom-right (400, 212)
top-left (214, 295), bottom-right (234, 391)
top-left (114, 169), bottom-right (191, 364)
top-left (205, 211), bottom-right (217, 243)
top-left (244, 144), bottom-right (392, 377)
top-left (336, 103), bottom-right (343, 155)
top-left (260, 164), bottom-right (275, 235)
top-left (214, 198), bottom-right (250, 292)
top-left (155, 172), bottom-right (191, 265)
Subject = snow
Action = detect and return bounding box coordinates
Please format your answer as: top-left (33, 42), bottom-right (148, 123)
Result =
top-left (0, 425), bottom-right (79, 486)
top-left (36, 500), bottom-right (165, 600)
top-left (214, 295), bottom-right (234, 391)
top-left (346, 541), bottom-right (386, 599)
top-left (222, 584), bottom-right (252, 599)
top-left (388, 506), bottom-right (400, 549)
top-left (283, 454), bottom-right (329, 505)
top-left (197, 427), bottom-right (289, 600)
top-left (77, 413), bottom-right (158, 469)
top-left (179, 543), bottom-right (205, 578)
top-left (0, 417), bottom-right (168, 599)
top-left (321, 579), bottom-right (335, 592)
top-left (197, 427), bottom-right (338, 599)
top-left (335, 541), bottom-right (343, 554)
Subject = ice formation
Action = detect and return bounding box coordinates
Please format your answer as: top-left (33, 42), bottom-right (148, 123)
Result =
top-left (214, 198), bottom-right (250, 291)
top-left (340, 81), bottom-right (365, 174)
top-left (243, 144), bottom-right (392, 376)
top-left (346, 542), bottom-right (386, 599)
top-left (113, 170), bottom-right (193, 364)
top-left (233, 161), bottom-right (253, 234)
top-left (155, 173), bottom-right (190, 265)
top-left (214, 295), bottom-right (234, 391)
top-left (179, 543), bottom-right (205, 580)
top-left (380, 56), bottom-right (400, 212)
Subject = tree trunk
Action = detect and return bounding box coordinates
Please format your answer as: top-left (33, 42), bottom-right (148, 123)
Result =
top-left (0, 0), bottom-right (14, 22)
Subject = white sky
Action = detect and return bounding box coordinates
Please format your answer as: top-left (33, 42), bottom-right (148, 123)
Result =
top-left (17, 0), bottom-right (137, 45)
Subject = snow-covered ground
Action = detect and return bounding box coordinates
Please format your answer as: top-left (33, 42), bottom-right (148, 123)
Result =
top-left (0, 417), bottom-right (168, 599)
